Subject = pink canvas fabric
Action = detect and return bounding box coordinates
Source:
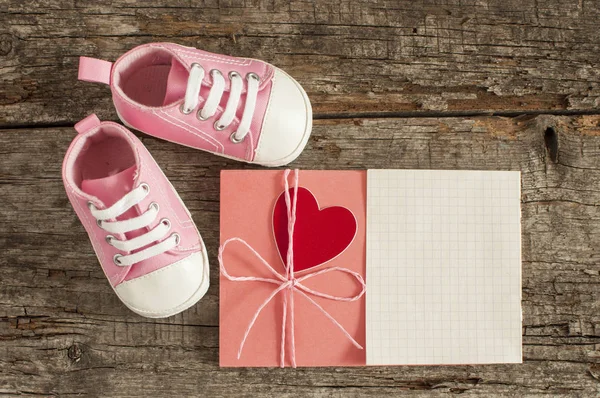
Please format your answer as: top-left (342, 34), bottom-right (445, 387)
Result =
top-left (63, 114), bottom-right (209, 318)
top-left (78, 43), bottom-right (312, 166)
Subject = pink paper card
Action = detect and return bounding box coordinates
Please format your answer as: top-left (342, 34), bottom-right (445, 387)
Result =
top-left (220, 169), bottom-right (522, 368)
top-left (220, 170), bottom-right (366, 367)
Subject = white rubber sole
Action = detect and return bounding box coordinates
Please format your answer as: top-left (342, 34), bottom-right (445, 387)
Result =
top-left (118, 241), bottom-right (211, 319)
top-left (115, 67), bottom-right (313, 167)
top-left (255, 67), bottom-right (313, 167)
top-left (90, 238), bottom-right (210, 319)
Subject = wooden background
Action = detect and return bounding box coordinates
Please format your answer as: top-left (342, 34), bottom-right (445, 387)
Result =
top-left (1, 1), bottom-right (600, 396)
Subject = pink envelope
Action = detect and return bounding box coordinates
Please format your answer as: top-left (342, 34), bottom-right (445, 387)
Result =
top-left (219, 170), bottom-right (366, 367)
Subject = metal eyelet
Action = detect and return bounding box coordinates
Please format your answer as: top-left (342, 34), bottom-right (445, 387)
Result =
top-left (96, 219), bottom-right (103, 228)
top-left (197, 109), bottom-right (209, 121)
top-left (230, 132), bottom-right (244, 144)
top-left (113, 254), bottom-right (124, 266)
top-left (172, 233), bottom-right (181, 245)
top-left (105, 235), bottom-right (115, 245)
top-left (214, 120), bottom-right (227, 131)
top-left (149, 202), bottom-right (159, 212)
top-left (246, 72), bottom-right (260, 82)
top-left (179, 103), bottom-right (194, 115)
top-left (87, 201), bottom-right (96, 211)
top-left (161, 218), bottom-right (171, 229)
top-left (140, 183), bottom-right (150, 193)
top-left (228, 71), bottom-right (240, 80)
top-left (210, 69), bottom-right (223, 78)
top-left (190, 63), bottom-right (203, 74)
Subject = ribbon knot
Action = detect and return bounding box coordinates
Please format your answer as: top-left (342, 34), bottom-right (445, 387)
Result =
top-left (219, 169), bottom-right (366, 368)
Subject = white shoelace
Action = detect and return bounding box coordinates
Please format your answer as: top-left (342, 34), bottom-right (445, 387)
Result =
top-left (88, 183), bottom-right (179, 267)
top-left (181, 63), bottom-right (260, 143)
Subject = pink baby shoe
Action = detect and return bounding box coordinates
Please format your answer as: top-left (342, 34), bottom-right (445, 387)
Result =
top-left (62, 114), bottom-right (210, 318)
top-left (78, 43), bottom-right (312, 166)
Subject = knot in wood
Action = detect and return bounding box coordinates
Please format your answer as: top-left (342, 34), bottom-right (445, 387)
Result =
top-left (68, 343), bottom-right (82, 363)
top-left (0, 34), bottom-right (13, 56)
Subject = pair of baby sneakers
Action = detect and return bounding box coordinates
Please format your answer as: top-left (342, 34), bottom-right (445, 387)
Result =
top-left (62, 43), bottom-right (313, 318)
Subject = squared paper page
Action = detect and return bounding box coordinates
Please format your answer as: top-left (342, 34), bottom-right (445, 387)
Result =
top-left (366, 170), bottom-right (522, 365)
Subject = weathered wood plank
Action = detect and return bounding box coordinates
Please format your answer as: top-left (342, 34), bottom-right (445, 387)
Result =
top-left (1, 116), bottom-right (599, 396)
top-left (3, 0), bottom-right (600, 126)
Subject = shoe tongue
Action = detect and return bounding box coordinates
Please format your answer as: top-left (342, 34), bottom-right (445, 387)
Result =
top-left (162, 58), bottom-right (190, 106)
top-left (81, 165), bottom-right (137, 208)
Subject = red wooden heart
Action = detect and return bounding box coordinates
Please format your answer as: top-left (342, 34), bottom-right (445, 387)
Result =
top-left (272, 187), bottom-right (357, 273)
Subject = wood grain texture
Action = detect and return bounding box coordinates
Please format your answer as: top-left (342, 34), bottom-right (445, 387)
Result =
top-left (2, 0), bottom-right (600, 396)
top-left (3, 0), bottom-right (600, 126)
top-left (1, 116), bottom-right (600, 396)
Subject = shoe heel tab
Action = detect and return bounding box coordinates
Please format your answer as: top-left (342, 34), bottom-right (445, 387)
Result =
top-left (75, 114), bottom-right (102, 134)
top-left (78, 56), bottom-right (112, 85)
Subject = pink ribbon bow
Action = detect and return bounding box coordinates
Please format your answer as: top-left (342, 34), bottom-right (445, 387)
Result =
top-left (219, 169), bottom-right (366, 368)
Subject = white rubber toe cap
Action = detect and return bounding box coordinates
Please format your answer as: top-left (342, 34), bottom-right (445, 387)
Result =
top-left (114, 251), bottom-right (209, 318)
top-left (253, 68), bottom-right (312, 166)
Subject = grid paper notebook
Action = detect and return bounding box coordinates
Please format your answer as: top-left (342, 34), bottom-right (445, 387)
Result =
top-left (366, 170), bottom-right (522, 365)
